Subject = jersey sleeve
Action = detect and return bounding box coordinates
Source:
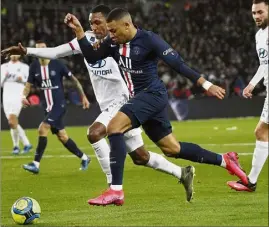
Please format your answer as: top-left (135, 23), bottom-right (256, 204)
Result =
top-left (27, 42), bottom-right (78, 59)
top-left (68, 38), bottom-right (83, 55)
top-left (77, 35), bottom-right (115, 64)
top-left (148, 32), bottom-right (201, 83)
top-left (27, 63), bottom-right (35, 84)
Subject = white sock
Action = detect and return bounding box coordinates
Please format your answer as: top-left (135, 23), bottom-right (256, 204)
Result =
top-left (10, 127), bottom-right (19, 147)
top-left (33, 161), bottom-right (40, 168)
top-left (146, 151), bottom-right (182, 179)
top-left (17, 125), bottom-right (30, 146)
top-left (110, 185), bottom-right (123, 191)
top-left (92, 138), bottom-right (112, 184)
top-left (81, 153), bottom-right (88, 160)
top-left (248, 140), bottom-right (268, 184)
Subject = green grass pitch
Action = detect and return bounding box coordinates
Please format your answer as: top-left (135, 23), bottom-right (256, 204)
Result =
top-left (1, 117), bottom-right (268, 226)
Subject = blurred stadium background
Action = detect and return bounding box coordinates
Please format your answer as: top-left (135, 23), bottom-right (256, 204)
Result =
top-left (1, 0), bottom-right (268, 226)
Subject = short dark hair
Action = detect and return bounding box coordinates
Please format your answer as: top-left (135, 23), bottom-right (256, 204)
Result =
top-left (35, 40), bottom-right (46, 44)
top-left (106, 8), bottom-right (130, 23)
top-left (91, 4), bottom-right (111, 17)
top-left (253, 0), bottom-right (268, 4)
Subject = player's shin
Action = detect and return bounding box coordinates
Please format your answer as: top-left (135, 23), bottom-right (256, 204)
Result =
top-left (108, 133), bottom-right (127, 190)
top-left (92, 138), bottom-right (112, 185)
top-left (176, 142), bottom-right (223, 166)
top-left (17, 125), bottom-right (30, 146)
top-left (146, 151), bottom-right (182, 179)
top-left (63, 138), bottom-right (84, 158)
top-left (34, 136), bottom-right (48, 166)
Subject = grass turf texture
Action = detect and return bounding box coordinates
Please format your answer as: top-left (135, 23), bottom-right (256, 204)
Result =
top-left (1, 117), bottom-right (268, 226)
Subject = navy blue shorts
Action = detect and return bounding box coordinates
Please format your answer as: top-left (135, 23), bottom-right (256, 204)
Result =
top-left (43, 105), bottom-right (66, 134)
top-left (120, 90), bottom-right (172, 143)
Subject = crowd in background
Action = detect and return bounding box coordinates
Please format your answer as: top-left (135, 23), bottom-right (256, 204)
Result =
top-left (1, 0), bottom-right (266, 105)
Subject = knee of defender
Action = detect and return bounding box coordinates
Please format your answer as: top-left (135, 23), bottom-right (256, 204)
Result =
top-left (132, 152), bottom-right (150, 165)
top-left (87, 128), bottom-right (105, 144)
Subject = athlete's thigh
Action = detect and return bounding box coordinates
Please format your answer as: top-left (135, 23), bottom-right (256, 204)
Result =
top-left (43, 106), bottom-right (66, 134)
top-left (124, 128), bottom-right (144, 153)
top-left (3, 100), bottom-right (22, 118)
top-left (95, 95), bottom-right (129, 127)
top-left (142, 107), bottom-right (172, 143)
top-left (120, 90), bottom-right (168, 129)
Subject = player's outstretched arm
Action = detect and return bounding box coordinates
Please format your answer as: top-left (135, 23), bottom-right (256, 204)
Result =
top-left (64, 13), bottom-right (112, 64)
top-left (70, 75), bottom-right (90, 109)
top-left (1, 42), bottom-right (75, 60)
top-left (149, 32), bottom-right (225, 99)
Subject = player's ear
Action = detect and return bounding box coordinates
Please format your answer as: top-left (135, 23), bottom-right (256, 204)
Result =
top-left (124, 22), bottom-right (130, 31)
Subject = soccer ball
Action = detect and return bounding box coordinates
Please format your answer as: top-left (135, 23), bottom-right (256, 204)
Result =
top-left (11, 197), bottom-right (41, 225)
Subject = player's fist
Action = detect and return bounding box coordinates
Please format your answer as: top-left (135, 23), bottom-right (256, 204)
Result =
top-left (64, 13), bottom-right (82, 31)
top-left (242, 84), bottom-right (254, 99)
top-left (81, 96), bottom-right (90, 109)
top-left (16, 76), bottom-right (22, 82)
top-left (1, 43), bottom-right (27, 59)
top-left (22, 97), bottom-right (31, 108)
top-left (207, 85), bottom-right (226, 100)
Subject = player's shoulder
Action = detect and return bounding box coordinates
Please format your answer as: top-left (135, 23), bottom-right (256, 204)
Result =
top-left (29, 60), bottom-right (39, 68)
top-left (1, 62), bottom-right (9, 67)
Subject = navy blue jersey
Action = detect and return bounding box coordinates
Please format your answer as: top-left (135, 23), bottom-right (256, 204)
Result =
top-left (78, 29), bottom-right (201, 96)
top-left (28, 59), bottom-right (72, 111)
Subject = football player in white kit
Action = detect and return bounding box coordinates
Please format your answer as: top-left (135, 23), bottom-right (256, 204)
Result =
top-left (1, 55), bottom-right (32, 154)
top-left (2, 5), bottom-right (187, 186)
top-left (228, 0), bottom-right (268, 192)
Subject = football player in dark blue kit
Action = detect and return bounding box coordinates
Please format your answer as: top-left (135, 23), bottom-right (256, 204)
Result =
top-left (65, 9), bottom-right (248, 205)
top-left (22, 41), bottom-right (91, 174)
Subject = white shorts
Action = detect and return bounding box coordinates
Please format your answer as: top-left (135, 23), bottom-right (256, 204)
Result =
top-left (3, 100), bottom-right (22, 118)
top-left (95, 94), bottom-right (144, 153)
top-left (260, 96), bottom-right (269, 124)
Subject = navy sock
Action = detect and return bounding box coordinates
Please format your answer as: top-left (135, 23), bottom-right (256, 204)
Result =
top-left (34, 136), bottom-right (47, 162)
top-left (63, 138), bottom-right (83, 158)
top-left (176, 142), bottom-right (222, 166)
top-left (108, 133), bottom-right (127, 185)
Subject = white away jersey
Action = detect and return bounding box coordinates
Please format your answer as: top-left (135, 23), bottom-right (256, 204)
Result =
top-left (69, 31), bottom-right (129, 111)
top-left (255, 26), bottom-right (268, 88)
top-left (1, 61), bottom-right (29, 102)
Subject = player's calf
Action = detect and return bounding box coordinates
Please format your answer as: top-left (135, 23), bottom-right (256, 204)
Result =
top-left (129, 147), bottom-right (150, 165)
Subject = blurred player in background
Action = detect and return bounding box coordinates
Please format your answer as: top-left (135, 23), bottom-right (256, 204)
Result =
top-left (21, 41), bottom-right (90, 174)
top-left (228, 0), bottom-right (268, 192)
top-left (1, 55), bottom-right (32, 154)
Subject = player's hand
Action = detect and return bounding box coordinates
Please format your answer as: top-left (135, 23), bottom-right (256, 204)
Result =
top-left (1, 43), bottom-right (27, 59)
top-left (242, 84), bottom-right (254, 99)
top-left (207, 85), bottom-right (226, 100)
top-left (22, 97), bottom-right (31, 108)
top-left (81, 96), bottom-right (90, 109)
top-left (64, 13), bottom-right (82, 31)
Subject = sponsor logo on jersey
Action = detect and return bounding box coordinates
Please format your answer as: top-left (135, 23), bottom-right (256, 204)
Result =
top-left (118, 56), bottom-right (143, 74)
top-left (90, 69), bottom-right (113, 76)
top-left (40, 79), bottom-right (59, 90)
top-left (50, 70), bottom-right (56, 76)
top-left (258, 48), bottom-right (268, 58)
top-left (89, 60), bottom-right (106, 68)
top-left (163, 48), bottom-right (175, 56)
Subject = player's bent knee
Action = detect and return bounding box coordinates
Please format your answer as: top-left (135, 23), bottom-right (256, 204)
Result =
top-left (8, 120), bottom-right (16, 129)
top-left (130, 149), bottom-right (150, 165)
top-left (87, 126), bottom-right (106, 144)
